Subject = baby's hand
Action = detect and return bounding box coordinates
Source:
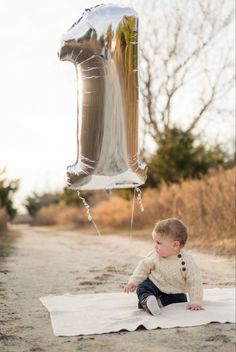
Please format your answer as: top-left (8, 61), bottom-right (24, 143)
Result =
top-left (187, 303), bottom-right (204, 311)
top-left (122, 282), bottom-right (137, 293)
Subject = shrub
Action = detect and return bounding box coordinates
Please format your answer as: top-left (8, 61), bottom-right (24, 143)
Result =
top-left (147, 127), bottom-right (225, 187)
top-left (0, 169), bottom-right (19, 219)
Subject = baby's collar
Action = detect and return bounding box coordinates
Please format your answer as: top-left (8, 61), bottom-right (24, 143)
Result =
top-left (177, 249), bottom-right (185, 257)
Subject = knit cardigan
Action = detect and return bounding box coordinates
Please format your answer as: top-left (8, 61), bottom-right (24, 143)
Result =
top-left (128, 249), bottom-right (203, 305)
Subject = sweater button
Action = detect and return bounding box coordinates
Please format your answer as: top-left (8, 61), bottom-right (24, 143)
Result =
top-left (181, 261), bottom-right (185, 265)
top-left (178, 254), bottom-right (182, 258)
top-left (182, 267), bottom-right (186, 271)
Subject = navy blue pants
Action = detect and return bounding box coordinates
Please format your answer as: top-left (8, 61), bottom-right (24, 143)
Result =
top-left (136, 278), bottom-right (187, 308)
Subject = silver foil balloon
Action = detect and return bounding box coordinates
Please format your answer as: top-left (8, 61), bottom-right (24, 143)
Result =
top-left (59, 4), bottom-right (147, 190)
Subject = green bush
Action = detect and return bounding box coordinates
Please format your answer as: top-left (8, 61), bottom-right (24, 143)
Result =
top-left (0, 169), bottom-right (19, 219)
top-left (24, 192), bottom-right (60, 216)
top-left (146, 127), bottom-right (225, 187)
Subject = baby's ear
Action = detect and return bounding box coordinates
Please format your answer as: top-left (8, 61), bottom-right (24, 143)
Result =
top-left (173, 240), bottom-right (180, 248)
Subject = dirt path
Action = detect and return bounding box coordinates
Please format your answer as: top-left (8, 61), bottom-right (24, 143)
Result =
top-left (0, 225), bottom-right (235, 352)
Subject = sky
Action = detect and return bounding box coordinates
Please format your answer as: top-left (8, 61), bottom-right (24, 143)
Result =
top-left (0, 0), bottom-right (235, 212)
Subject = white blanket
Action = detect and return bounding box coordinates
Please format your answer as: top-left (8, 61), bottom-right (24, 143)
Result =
top-left (40, 288), bottom-right (235, 336)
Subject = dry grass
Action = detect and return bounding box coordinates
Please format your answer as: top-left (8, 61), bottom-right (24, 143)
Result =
top-left (33, 204), bottom-right (88, 227)
top-left (93, 196), bottom-right (132, 228)
top-left (0, 208), bottom-right (8, 234)
top-left (31, 167), bottom-right (236, 255)
top-left (137, 167), bottom-right (236, 255)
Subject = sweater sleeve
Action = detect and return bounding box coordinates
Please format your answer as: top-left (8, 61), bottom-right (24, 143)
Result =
top-left (186, 256), bottom-right (203, 305)
top-left (128, 256), bottom-right (155, 286)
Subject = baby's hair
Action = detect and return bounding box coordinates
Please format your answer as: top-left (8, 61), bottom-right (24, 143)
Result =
top-left (153, 218), bottom-right (188, 247)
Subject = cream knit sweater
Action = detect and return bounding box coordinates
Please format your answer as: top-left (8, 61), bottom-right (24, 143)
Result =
top-left (128, 249), bottom-right (203, 305)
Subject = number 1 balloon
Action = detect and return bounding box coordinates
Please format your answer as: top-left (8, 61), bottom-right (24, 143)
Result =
top-left (59, 4), bottom-right (147, 191)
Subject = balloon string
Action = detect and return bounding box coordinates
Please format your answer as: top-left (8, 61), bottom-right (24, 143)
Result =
top-left (129, 188), bottom-right (136, 239)
top-left (77, 191), bottom-right (101, 236)
top-left (135, 187), bottom-right (144, 212)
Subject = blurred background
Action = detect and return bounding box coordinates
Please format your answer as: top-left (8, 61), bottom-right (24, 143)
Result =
top-left (0, 0), bottom-right (235, 254)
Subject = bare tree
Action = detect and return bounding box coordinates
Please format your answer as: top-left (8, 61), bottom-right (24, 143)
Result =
top-left (136, 0), bottom-right (235, 153)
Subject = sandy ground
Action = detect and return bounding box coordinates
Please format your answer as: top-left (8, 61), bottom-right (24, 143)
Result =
top-left (0, 225), bottom-right (235, 352)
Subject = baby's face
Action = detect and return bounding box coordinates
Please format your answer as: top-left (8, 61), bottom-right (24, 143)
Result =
top-left (152, 231), bottom-right (180, 258)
